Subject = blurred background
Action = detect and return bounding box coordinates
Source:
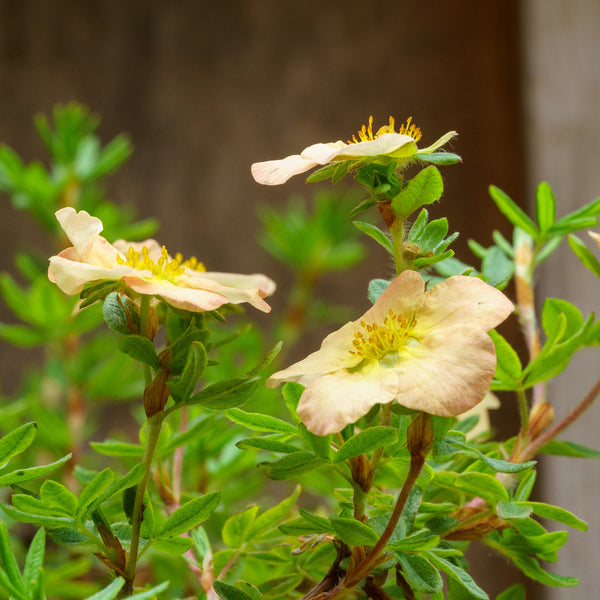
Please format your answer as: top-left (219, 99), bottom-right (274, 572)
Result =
top-left (0, 1), bottom-right (598, 598)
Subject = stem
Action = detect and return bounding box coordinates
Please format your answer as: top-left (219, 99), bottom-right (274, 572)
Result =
top-left (343, 455), bottom-right (425, 590)
top-left (517, 388), bottom-right (529, 437)
top-left (139, 295), bottom-right (153, 387)
top-left (520, 375), bottom-right (600, 462)
top-left (390, 219), bottom-right (405, 276)
top-left (121, 410), bottom-right (164, 595)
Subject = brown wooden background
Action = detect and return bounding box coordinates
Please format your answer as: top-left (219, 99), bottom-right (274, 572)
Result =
top-left (0, 1), bottom-right (541, 597)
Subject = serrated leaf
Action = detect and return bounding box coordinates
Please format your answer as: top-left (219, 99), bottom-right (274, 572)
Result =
top-left (158, 492), bottom-right (220, 537)
top-left (225, 408), bottom-right (297, 434)
top-left (0, 422), bottom-right (37, 469)
top-left (329, 517), bottom-right (379, 546)
top-left (0, 453), bottom-right (71, 486)
top-left (352, 221), bottom-right (393, 253)
top-left (334, 427), bottom-right (398, 463)
top-left (189, 377), bottom-right (259, 410)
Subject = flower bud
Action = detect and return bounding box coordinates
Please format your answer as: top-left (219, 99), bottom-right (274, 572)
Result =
top-left (528, 401), bottom-right (554, 439)
top-left (143, 370), bottom-right (170, 418)
top-left (407, 412), bottom-right (434, 460)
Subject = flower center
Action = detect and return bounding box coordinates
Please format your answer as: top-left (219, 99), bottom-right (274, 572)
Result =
top-left (348, 116), bottom-right (422, 144)
top-left (350, 308), bottom-right (417, 364)
top-left (116, 245), bottom-right (205, 281)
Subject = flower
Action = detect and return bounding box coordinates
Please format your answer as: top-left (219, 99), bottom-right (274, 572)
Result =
top-left (251, 116), bottom-right (457, 185)
top-left (48, 207), bottom-right (276, 313)
top-left (267, 271), bottom-right (513, 435)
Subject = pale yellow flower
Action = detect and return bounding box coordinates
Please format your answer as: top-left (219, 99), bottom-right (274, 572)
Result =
top-left (48, 208), bottom-right (275, 313)
top-left (251, 116), bottom-right (456, 185)
top-left (267, 271), bottom-right (513, 435)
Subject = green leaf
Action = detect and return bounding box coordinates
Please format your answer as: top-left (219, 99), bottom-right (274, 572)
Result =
top-left (167, 341), bottom-right (207, 403)
top-left (541, 298), bottom-right (583, 339)
top-left (282, 382), bottom-right (303, 422)
top-left (101, 292), bottom-right (137, 332)
top-left (222, 505), bottom-right (259, 547)
top-left (496, 501), bottom-right (532, 520)
top-left (352, 221), bottom-right (393, 254)
top-left (83, 578), bottom-right (124, 600)
top-left (367, 278), bottom-right (390, 304)
top-left (329, 517), bottom-right (379, 546)
top-left (509, 552), bottom-right (577, 587)
top-left (537, 439), bottom-right (600, 459)
top-left (90, 440), bottom-right (145, 458)
top-left (536, 182), bottom-right (556, 234)
top-left (416, 151), bottom-right (462, 165)
top-left (443, 433), bottom-right (535, 474)
top-left (0, 522), bottom-right (25, 595)
top-left (23, 528), bottom-right (45, 588)
top-left (236, 436), bottom-right (300, 454)
top-left (455, 472), bottom-right (509, 503)
top-left (1, 501), bottom-right (76, 528)
top-left (396, 552), bottom-right (443, 593)
top-left (158, 492), bottom-right (220, 537)
top-left (247, 485), bottom-right (300, 539)
top-left (516, 501), bottom-right (588, 532)
top-left (189, 377), bottom-right (259, 410)
top-left (334, 427), bottom-right (398, 463)
top-left (40, 480), bottom-right (78, 514)
top-left (246, 341), bottom-right (283, 377)
top-left (77, 468), bottom-right (115, 518)
top-left (496, 584), bottom-right (525, 600)
top-left (568, 233), bottom-right (600, 276)
top-left (392, 166), bottom-right (444, 219)
top-left (489, 185), bottom-right (539, 239)
top-left (225, 408), bottom-right (297, 434)
top-left (151, 535), bottom-right (194, 554)
top-left (513, 469), bottom-right (537, 502)
top-left (489, 331), bottom-right (522, 386)
top-left (259, 451), bottom-right (326, 480)
top-left (213, 580), bottom-right (256, 600)
top-left (118, 335), bottom-right (159, 369)
top-left (0, 422), bottom-right (37, 468)
top-left (0, 453), bottom-right (71, 486)
top-left (427, 553), bottom-right (488, 600)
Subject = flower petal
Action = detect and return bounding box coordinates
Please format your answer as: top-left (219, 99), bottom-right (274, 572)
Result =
top-left (251, 154), bottom-right (318, 185)
top-left (297, 366), bottom-right (396, 435)
top-left (56, 207), bottom-right (104, 256)
top-left (387, 324), bottom-right (498, 416)
top-left (418, 276), bottom-right (514, 334)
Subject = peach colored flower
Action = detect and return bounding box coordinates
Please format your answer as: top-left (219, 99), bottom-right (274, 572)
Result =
top-left (48, 208), bottom-right (275, 313)
top-left (251, 116), bottom-right (456, 185)
top-left (267, 271), bottom-right (513, 435)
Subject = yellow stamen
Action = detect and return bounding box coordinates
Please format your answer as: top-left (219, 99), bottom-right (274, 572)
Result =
top-left (116, 246), bottom-right (205, 281)
top-left (348, 116), bottom-right (422, 144)
top-left (349, 308), bottom-right (417, 362)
